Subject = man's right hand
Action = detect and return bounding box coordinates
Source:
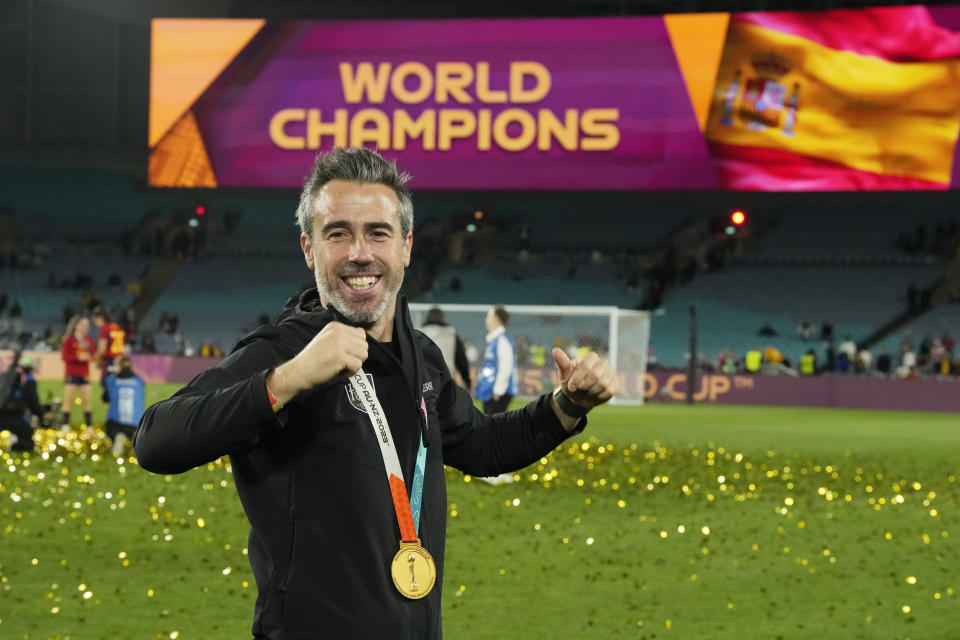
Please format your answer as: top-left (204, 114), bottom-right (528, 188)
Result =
top-left (266, 322), bottom-right (368, 407)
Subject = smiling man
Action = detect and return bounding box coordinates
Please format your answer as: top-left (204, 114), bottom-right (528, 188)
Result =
top-left (134, 147), bottom-right (619, 640)
top-left (304, 178), bottom-right (411, 333)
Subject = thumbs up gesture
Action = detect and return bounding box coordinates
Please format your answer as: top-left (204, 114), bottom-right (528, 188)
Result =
top-left (552, 348), bottom-right (619, 412)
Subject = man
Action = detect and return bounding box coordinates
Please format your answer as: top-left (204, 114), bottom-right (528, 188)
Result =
top-left (134, 147), bottom-right (618, 640)
top-left (102, 355), bottom-right (145, 456)
top-left (474, 305), bottom-right (517, 414)
top-left (838, 334), bottom-right (857, 361)
top-left (420, 306), bottom-right (471, 388)
top-left (473, 305), bottom-right (520, 485)
top-left (0, 356), bottom-right (44, 452)
top-left (93, 306), bottom-right (126, 416)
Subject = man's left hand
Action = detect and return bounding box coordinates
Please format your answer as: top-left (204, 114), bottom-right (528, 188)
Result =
top-left (552, 348), bottom-right (619, 410)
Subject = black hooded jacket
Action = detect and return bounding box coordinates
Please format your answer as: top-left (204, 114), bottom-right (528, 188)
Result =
top-left (134, 289), bottom-right (583, 639)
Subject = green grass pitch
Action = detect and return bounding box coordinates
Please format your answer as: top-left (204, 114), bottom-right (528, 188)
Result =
top-left (1, 382), bottom-right (958, 638)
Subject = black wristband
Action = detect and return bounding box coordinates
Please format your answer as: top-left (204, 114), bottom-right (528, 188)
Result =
top-left (552, 386), bottom-right (590, 418)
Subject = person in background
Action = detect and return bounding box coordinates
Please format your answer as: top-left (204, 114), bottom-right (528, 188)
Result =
top-left (876, 350), bottom-right (892, 375)
top-left (757, 322), bottom-right (777, 337)
top-left (929, 338), bottom-right (947, 374)
top-left (61, 315), bottom-right (94, 430)
top-left (823, 342), bottom-right (836, 373)
top-left (199, 341), bottom-right (222, 358)
top-left (0, 356), bottom-right (44, 452)
top-left (838, 335), bottom-right (857, 361)
top-left (835, 350), bottom-right (851, 373)
top-left (420, 307), bottom-right (472, 389)
top-left (102, 355), bottom-right (145, 456)
top-left (474, 304), bottom-right (519, 486)
top-left (93, 306), bottom-right (126, 418)
top-left (821, 321), bottom-right (834, 342)
top-left (475, 305), bottom-right (517, 414)
top-left (718, 349), bottom-right (738, 374)
top-left (763, 345), bottom-right (785, 366)
top-left (900, 343), bottom-right (918, 374)
top-left (941, 332), bottom-right (955, 355)
top-left (800, 349), bottom-right (817, 375)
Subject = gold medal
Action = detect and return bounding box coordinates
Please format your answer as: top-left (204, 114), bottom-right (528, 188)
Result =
top-left (390, 540), bottom-right (436, 599)
top-left (349, 372), bottom-right (435, 599)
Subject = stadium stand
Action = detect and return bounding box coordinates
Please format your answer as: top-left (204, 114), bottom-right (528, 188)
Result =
top-left (422, 262), bottom-right (638, 307)
top-left (0, 243), bottom-right (144, 347)
top-left (3, 158), bottom-right (957, 378)
top-left (140, 254), bottom-right (310, 353)
top-left (745, 193), bottom-right (954, 264)
top-left (649, 264), bottom-right (943, 367)
top-left (646, 197), bottom-right (957, 369)
top-left (870, 301), bottom-right (960, 363)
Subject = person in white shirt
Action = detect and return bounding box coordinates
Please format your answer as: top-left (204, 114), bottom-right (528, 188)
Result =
top-left (474, 305), bottom-right (517, 415)
top-left (838, 335), bottom-right (857, 360)
top-left (474, 305), bottom-right (519, 486)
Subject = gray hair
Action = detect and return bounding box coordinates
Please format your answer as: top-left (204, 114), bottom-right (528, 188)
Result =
top-left (295, 147), bottom-right (414, 239)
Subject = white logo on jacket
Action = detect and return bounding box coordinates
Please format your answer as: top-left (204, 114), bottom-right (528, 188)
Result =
top-left (345, 374), bottom-right (376, 414)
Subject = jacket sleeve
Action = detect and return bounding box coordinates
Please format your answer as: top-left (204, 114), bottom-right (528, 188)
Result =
top-left (437, 376), bottom-right (585, 477)
top-left (133, 339), bottom-right (292, 475)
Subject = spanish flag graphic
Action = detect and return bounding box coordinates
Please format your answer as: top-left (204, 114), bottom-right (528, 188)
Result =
top-left (705, 6), bottom-right (960, 190)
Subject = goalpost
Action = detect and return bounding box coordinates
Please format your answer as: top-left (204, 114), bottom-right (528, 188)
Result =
top-left (409, 303), bottom-right (650, 405)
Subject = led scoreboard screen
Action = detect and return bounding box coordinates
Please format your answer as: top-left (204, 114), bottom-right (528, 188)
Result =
top-left (149, 6), bottom-right (960, 190)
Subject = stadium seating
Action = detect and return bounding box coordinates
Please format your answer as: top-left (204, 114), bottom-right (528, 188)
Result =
top-left (0, 248), bottom-right (144, 327)
top-left (869, 301), bottom-right (960, 360)
top-left (650, 264), bottom-right (943, 367)
top-left (141, 254), bottom-right (311, 353)
top-left (8, 166), bottom-right (189, 242)
top-left (421, 262), bottom-right (639, 307)
top-left (747, 195), bottom-right (952, 263)
top-left (5, 166), bottom-right (956, 369)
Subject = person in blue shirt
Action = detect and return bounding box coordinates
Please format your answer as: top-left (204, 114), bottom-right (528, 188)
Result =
top-left (474, 305), bottom-right (518, 415)
top-left (102, 355), bottom-right (145, 456)
top-left (474, 305), bottom-right (520, 485)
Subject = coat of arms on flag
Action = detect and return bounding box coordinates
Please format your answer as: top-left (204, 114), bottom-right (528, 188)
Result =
top-left (718, 53), bottom-right (799, 136)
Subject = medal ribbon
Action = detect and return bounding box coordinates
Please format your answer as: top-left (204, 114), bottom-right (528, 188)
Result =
top-left (411, 397), bottom-right (428, 534)
top-left (349, 369), bottom-right (427, 543)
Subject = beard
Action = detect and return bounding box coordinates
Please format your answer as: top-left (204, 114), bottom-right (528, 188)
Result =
top-left (314, 259), bottom-right (404, 328)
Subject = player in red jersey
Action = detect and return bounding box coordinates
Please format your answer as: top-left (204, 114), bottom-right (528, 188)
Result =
top-left (60, 315), bottom-right (95, 430)
top-left (93, 306), bottom-right (126, 416)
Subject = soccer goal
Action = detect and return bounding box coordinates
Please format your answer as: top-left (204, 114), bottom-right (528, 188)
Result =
top-left (409, 303), bottom-right (650, 405)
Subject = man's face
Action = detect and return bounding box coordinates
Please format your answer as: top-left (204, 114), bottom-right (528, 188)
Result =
top-left (485, 308), bottom-right (498, 332)
top-left (300, 180), bottom-right (412, 329)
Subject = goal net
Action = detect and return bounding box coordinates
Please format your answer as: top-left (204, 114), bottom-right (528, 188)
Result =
top-left (409, 303), bottom-right (650, 405)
